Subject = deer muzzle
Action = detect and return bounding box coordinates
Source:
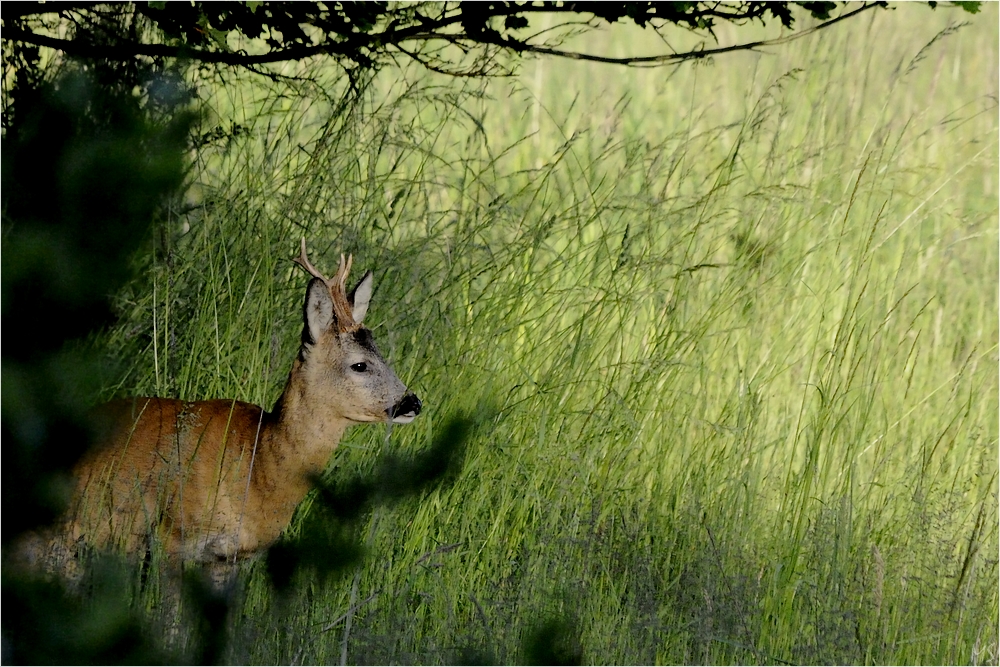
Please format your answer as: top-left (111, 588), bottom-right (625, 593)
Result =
top-left (390, 393), bottom-right (421, 424)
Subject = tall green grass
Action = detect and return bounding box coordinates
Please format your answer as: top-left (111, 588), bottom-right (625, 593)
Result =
top-left (99, 5), bottom-right (997, 664)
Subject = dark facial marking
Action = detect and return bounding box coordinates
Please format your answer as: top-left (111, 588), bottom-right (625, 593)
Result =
top-left (352, 328), bottom-right (379, 354)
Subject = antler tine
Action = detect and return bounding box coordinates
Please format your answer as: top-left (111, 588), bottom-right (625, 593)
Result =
top-left (294, 242), bottom-right (359, 330)
top-left (326, 252), bottom-right (359, 330)
top-left (341, 254), bottom-right (354, 291)
top-left (331, 253), bottom-right (353, 291)
top-left (293, 237), bottom-right (328, 282)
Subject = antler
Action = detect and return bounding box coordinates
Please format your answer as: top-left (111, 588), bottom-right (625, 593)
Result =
top-left (293, 238), bottom-right (360, 331)
top-left (333, 253), bottom-right (353, 294)
top-left (294, 237), bottom-right (328, 282)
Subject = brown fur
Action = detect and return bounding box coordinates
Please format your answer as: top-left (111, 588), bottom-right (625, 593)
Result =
top-left (25, 243), bottom-right (419, 569)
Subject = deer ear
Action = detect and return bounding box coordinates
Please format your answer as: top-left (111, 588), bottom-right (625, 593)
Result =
top-left (348, 271), bottom-right (374, 324)
top-left (303, 278), bottom-right (334, 344)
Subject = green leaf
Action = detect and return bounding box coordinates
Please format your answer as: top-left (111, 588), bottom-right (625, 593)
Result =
top-left (197, 15), bottom-right (231, 50)
top-left (951, 1), bottom-right (981, 13)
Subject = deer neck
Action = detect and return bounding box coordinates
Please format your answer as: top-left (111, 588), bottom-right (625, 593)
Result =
top-left (262, 362), bottom-right (352, 484)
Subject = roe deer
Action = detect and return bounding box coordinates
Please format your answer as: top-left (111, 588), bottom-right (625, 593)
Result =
top-left (49, 239), bottom-right (421, 567)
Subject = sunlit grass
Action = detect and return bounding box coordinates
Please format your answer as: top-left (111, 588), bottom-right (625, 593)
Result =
top-left (98, 4), bottom-right (998, 664)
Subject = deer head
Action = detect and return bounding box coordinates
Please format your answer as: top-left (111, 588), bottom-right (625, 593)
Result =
top-left (293, 238), bottom-right (421, 424)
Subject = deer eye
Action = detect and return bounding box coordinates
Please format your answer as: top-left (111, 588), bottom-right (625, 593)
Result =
top-left (350, 362), bottom-right (368, 373)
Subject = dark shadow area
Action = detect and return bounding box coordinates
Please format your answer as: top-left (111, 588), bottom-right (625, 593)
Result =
top-left (2, 65), bottom-right (193, 544)
top-left (266, 416), bottom-right (473, 592)
top-left (2, 559), bottom-right (170, 665)
top-left (522, 615), bottom-right (584, 666)
top-left (2, 37), bottom-right (194, 661)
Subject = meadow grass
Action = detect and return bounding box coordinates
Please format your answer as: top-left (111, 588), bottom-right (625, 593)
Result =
top-left (97, 5), bottom-right (998, 664)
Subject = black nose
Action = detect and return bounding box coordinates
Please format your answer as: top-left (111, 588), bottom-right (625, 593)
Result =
top-left (392, 393), bottom-right (421, 418)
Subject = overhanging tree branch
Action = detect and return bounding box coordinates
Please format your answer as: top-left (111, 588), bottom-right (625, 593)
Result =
top-left (2, 25), bottom-right (342, 65)
top-left (1, 1), bottom-right (978, 77)
top-left (479, 2), bottom-right (885, 66)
